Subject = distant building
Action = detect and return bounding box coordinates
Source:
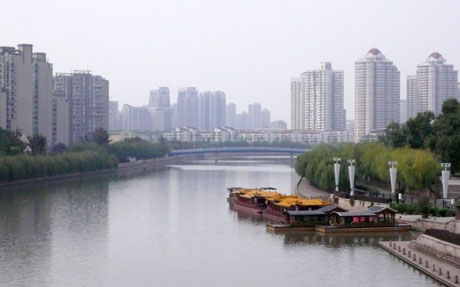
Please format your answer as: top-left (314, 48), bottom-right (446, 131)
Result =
top-left (149, 87), bottom-right (170, 108)
top-left (149, 87), bottom-right (172, 131)
top-left (121, 104), bottom-right (150, 132)
top-left (236, 111), bottom-right (250, 130)
top-left (269, 120), bottom-right (288, 130)
top-left (248, 103), bottom-right (262, 129)
top-left (261, 108), bottom-right (271, 128)
top-left (177, 87), bottom-right (199, 128)
top-left (291, 62), bottom-right (344, 131)
top-left (415, 52), bottom-right (458, 115)
top-left (400, 99), bottom-right (408, 124)
top-left (109, 101), bottom-right (123, 131)
top-left (226, 103), bottom-right (236, 128)
top-left (407, 75), bottom-right (418, 119)
top-left (354, 48), bottom-right (400, 142)
top-left (0, 44), bottom-right (54, 144)
top-left (54, 70), bottom-right (109, 144)
top-left (198, 91), bottom-right (226, 131)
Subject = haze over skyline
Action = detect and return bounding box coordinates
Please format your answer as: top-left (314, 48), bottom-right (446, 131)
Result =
top-left (4, 0), bottom-right (460, 123)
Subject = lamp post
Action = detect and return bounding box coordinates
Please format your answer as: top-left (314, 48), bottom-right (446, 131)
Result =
top-left (441, 163), bottom-right (451, 207)
top-left (333, 158), bottom-right (341, 193)
top-left (388, 161), bottom-right (397, 202)
top-left (347, 159), bottom-right (356, 197)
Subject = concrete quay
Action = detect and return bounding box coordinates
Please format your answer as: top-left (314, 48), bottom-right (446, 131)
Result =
top-left (379, 240), bottom-right (460, 286)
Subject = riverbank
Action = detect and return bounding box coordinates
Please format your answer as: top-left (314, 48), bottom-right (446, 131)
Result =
top-left (0, 155), bottom-right (186, 188)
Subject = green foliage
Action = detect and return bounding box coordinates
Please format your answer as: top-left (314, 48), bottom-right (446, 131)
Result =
top-left (108, 138), bottom-right (169, 162)
top-left (0, 128), bottom-right (26, 155)
top-left (295, 142), bottom-right (440, 195)
top-left (87, 128), bottom-right (110, 145)
top-left (27, 134), bottom-right (48, 155)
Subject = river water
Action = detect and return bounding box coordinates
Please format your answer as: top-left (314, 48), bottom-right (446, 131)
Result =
top-left (0, 158), bottom-right (441, 287)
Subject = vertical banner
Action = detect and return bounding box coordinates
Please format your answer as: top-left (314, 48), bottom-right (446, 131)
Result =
top-left (348, 165), bottom-right (355, 197)
top-left (389, 167), bottom-right (397, 195)
top-left (334, 163), bottom-right (340, 192)
top-left (442, 170), bottom-right (450, 199)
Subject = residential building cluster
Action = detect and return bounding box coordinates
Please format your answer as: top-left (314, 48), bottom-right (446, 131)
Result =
top-left (109, 87), bottom-right (274, 133)
top-left (0, 44), bottom-right (109, 147)
top-left (291, 49), bottom-right (460, 143)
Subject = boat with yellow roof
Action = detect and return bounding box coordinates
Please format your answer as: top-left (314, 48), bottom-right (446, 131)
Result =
top-left (227, 187), bottom-right (331, 223)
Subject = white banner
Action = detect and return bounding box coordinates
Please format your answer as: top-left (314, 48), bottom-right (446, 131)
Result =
top-left (334, 163), bottom-right (341, 192)
top-left (442, 170), bottom-right (450, 199)
top-left (348, 165), bottom-right (355, 196)
top-left (389, 167), bottom-right (397, 194)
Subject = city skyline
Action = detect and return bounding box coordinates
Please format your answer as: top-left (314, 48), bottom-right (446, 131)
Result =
top-left (3, 0), bottom-right (459, 124)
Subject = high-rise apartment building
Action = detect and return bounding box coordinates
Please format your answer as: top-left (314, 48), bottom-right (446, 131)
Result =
top-left (406, 75), bottom-right (418, 119)
top-left (290, 78), bottom-right (303, 130)
top-left (400, 99), bottom-right (408, 124)
top-left (248, 103), bottom-right (262, 129)
top-left (261, 108), bottom-right (271, 128)
top-left (149, 87), bottom-right (170, 108)
top-left (149, 87), bottom-right (172, 131)
top-left (354, 49), bottom-right (400, 142)
top-left (0, 44), bottom-right (54, 141)
top-left (54, 71), bottom-right (109, 143)
top-left (236, 112), bottom-right (250, 130)
top-left (198, 91), bottom-right (226, 131)
top-left (121, 104), bottom-right (150, 132)
top-left (177, 87), bottom-right (198, 128)
top-left (415, 52), bottom-right (458, 115)
top-left (226, 103), bottom-right (236, 128)
top-left (109, 101), bottom-right (123, 131)
top-left (290, 62), bottom-right (344, 131)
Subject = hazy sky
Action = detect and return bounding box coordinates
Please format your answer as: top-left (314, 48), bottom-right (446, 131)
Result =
top-left (4, 0), bottom-right (460, 123)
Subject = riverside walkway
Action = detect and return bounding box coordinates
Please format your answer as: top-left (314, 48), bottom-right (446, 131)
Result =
top-left (380, 241), bottom-right (460, 286)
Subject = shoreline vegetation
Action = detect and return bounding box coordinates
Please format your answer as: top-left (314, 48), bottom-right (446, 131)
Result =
top-left (0, 128), bottom-right (169, 184)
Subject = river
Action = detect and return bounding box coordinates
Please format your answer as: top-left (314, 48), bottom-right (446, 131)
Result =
top-left (0, 157), bottom-right (441, 286)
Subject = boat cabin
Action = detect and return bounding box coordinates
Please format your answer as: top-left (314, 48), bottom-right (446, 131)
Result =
top-left (328, 206), bottom-right (397, 228)
top-left (284, 205), bottom-right (345, 226)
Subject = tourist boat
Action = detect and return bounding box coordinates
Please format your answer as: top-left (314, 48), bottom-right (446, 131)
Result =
top-left (227, 187), bottom-right (331, 222)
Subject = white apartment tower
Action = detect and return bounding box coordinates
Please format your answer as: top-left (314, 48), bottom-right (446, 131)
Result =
top-left (415, 52), bottom-right (458, 115)
top-left (291, 62), bottom-right (344, 131)
top-left (406, 75), bottom-right (418, 119)
top-left (177, 87), bottom-right (199, 128)
top-left (149, 87), bottom-right (172, 131)
top-left (354, 49), bottom-right (400, 142)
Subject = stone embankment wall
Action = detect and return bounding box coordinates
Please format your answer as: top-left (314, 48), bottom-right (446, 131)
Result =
top-left (410, 218), bottom-right (460, 234)
top-left (409, 234), bottom-right (460, 266)
top-left (0, 155), bottom-right (185, 188)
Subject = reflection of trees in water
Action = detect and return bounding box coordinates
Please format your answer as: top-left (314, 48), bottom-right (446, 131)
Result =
top-left (283, 231), bottom-right (418, 247)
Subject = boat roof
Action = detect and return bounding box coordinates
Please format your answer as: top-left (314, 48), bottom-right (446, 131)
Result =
top-left (275, 197), bottom-right (330, 207)
top-left (286, 210), bottom-right (327, 216)
top-left (332, 211), bottom-right (377, 217)
top-left (367, 206), bottom-right (397, 213)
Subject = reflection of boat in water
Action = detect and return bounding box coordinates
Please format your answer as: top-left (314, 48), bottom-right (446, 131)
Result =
top-left (227, 187), bottom-right (331, 223)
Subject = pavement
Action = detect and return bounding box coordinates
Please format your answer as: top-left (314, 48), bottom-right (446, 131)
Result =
top-left (296, 178), bottom-right (330, 199)
top-left (380, 241), bottom-right (460, 287)
top-left (396, 214), bottom-right (455, 223)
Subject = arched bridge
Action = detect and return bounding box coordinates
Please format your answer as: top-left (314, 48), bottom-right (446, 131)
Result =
top-left (169, 147), bottom-right (309, 156)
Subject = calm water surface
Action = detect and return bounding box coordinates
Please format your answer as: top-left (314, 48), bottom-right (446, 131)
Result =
top-left (0, 158), bottom-right (441, 287)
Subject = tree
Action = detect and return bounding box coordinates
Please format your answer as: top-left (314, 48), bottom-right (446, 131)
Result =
top-left (405, 111), bottom-right (434, 149)
top-left (89, 128), bottom-right (110, 145)
top-left (0, 128), bottom-right (26, 155)
top-left (27, 134), bottom-right (47, 155)
top-left (379, 122), bottom-right (407, 148)
top-left (52, 143), bottom-right (67, 154)
top-left (427, 99), bottom-right (460, 172)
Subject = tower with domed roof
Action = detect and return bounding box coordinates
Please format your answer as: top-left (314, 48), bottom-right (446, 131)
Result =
top-left (354, 48), bottom-right (400, 142)
top-left (412, 52), bottom-right (458, 116)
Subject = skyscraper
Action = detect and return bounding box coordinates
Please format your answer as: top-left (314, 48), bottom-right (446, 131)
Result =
top-left (261, 108), bottom-right (271, 128)
top-left (149, 87), bottom-right (172, 131)
top-left (109, 101), bottom-right (122, 131)
top-left (248, 103), bottom-right (261, 129)
top-left (290, 62), bottom-right (344, 131)
top-left (198, 91), bottom-right (226, 131)
top-left (406, 75), bottom-right (418, 119)
top-left (415, 52), bottom-right (458, 115)
top-left (354, 49), bottom-right (400, 142)
top-left (226, 103), bottom-right (236, 128)
top-left (400, 99), bottom-right (408, 124)
top-left (121, 104), bottom-right (150, 132)
top-left (149, 87), bottom-right (170, 108)
top-left (177, 87), bottom-right (198, 128)
top-left (54, 71), bottom-right (109, 143)
top-left (290, 77), bottom-right (303, 130)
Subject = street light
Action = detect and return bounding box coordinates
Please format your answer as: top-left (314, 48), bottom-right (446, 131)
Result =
top-left (388, 161), bottom-right (397, 202)
top-left (333, 158), bottom-right (341, 193)
top-left (441, 163), bottom-right (451, 200)
top-left (347, 159), bottom-right (356, 197)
